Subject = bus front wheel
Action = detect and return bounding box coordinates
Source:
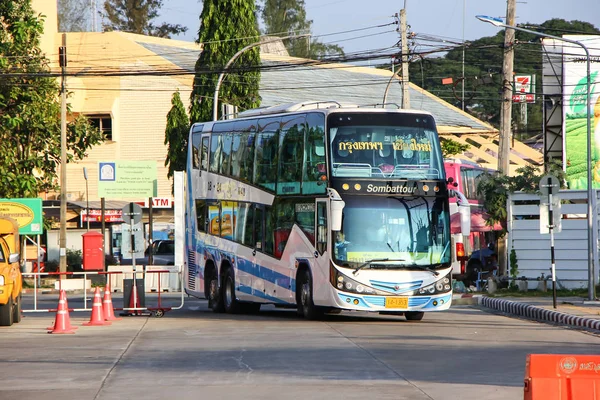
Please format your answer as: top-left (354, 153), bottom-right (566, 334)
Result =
top-left (405, 311), bottom-right (424, 321)
top-left (297, 270), bottom-right (322, 320)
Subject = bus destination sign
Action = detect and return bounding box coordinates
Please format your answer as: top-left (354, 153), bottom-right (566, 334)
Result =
top-left (332, 180), bottom-right (447, 196)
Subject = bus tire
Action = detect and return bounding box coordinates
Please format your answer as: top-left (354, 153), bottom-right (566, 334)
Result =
top-left (223, 268), bottom-right (240, 314)
top-left (12, 294), bottom-right (21, 323)
top-left (0, 296), bottom-right (13, 326)
top-left (297, 269), bottom-right (322, 320)
top-left (405, 311), bottom-right (424, 321)
top-left (208, 269), bottom-right (224, 313)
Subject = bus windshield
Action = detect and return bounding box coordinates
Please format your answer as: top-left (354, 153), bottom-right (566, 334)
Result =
top-left (328, 112), bottom-right (443, 179)
top-left (333, 195), bottom-right (451, 269)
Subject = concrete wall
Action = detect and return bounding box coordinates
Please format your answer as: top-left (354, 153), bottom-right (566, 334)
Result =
top-left (507, 190), bottom-right (600, 289)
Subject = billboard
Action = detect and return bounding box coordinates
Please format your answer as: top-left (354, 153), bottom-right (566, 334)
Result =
top-left (563, 36), bottom-right (600, 189)
top-left (97, 161), bottom-right (157, 199)
top-left (0, 198), bottom-right (43, 235)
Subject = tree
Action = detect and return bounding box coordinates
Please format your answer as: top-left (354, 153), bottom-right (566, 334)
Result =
top-left (164, 90), bottom-right (189, 192)
top-left (440, 138), bottom-right (469, 158)
top-left (0, 1), bottom-right (105, 198)
top-left (58, 0), bottom-right (89, 32)
top-left (189, 0), bottom-right (261, 123)
top-left (258, 0), bottom-right (344, 59)
top-left (102, 0), bottom-right (187, 38)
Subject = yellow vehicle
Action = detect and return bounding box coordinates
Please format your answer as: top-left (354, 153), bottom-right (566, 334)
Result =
top-left (0, 217), bottom-right (22, 326)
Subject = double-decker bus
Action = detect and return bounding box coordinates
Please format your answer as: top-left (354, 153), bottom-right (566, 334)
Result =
top-left (444, 158), bottom-right (500, 281)
top-left (184, 101), bottom-right (467, 320)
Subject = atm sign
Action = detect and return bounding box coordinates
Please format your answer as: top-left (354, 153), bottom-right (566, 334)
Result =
top-left (137, 198), bottom-right (173, 209)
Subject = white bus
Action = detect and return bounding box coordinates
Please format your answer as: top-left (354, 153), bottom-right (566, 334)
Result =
top-left (184, 101), bottom-right (467, 320)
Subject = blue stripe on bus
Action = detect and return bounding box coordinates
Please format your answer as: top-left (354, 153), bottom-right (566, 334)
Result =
top-left (238, 285), bottom-right (291, 304)
top-left (235, 257), bottom-right (296, 292)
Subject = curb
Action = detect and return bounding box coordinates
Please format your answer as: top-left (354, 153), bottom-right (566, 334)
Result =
top-left (478, 296), bottom-right (600, 332)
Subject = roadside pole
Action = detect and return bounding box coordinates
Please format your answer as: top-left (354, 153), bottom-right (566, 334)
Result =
top-left (540, 175), bottom-right (561, 309)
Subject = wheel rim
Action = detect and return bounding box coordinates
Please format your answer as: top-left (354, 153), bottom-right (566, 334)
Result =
top-left (301, 281), bottom-right (310, 312)
top-left (225, 277), bottom-right (233, 308)
top-left (210, 277), bottom-right (218, 302)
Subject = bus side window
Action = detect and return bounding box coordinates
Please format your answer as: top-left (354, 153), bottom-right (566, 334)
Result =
top-left (264, 206), bottom-right (275, 256)
top-left (277, 114), bottom-right (305, 195)
top-left (316, 202), bottom-right (327, 255)
top-left (239, 203), bottom-right (254, 247)
top-left (192, 132), bottom-right (201, 169)
top-left (254, 205), bottom-right (264, 251)
top-left (208, 202), bottom-right (220, 236)
top-left (195, 200), bottom-right (207, 233)
top-left (302, 113), bottom-right (326, 195)
top-left (220, 133), bottom-right (233, 176)
top-left (209, 133), bottom-right (221, 173)
top-left (200, 137), bottom-right (209, 171)
top-left (255, 117), bottom-right (280, 191)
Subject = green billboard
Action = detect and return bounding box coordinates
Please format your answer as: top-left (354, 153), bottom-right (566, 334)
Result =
top-left (0, 198), bottom-right (43, 235)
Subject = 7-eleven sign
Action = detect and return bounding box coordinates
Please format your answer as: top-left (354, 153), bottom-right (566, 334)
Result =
top-left (513, 74), bottom-right (536, 103)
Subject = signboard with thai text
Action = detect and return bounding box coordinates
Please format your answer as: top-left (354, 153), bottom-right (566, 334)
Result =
top-left (0, 198), bottom-right (43, 235)
top-left (97, 161), bottom-right (157, 199)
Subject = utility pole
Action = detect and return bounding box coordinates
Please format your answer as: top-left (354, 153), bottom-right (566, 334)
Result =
top-left (400, 8), bottom-right (410, 109)
top-left (59, 33), bottom-right (68, 275)
top-left (498, 0), bottom-right (516, 175)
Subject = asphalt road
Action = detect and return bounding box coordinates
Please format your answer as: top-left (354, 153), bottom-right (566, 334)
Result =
top-left (2, 293), bottom-right (600, 400)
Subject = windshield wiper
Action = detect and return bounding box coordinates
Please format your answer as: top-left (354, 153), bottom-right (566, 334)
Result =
top-left (353, 258), bottom-right (405, 275)
top-left (398, 264), bottom-right (441, 276)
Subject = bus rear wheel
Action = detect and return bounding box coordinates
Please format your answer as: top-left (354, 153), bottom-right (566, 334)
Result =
top-left (223, 268), bottom-right (240, 314)
top-left (208, 270), bottom-right (224, 313)
top-left (405, 311), bottom-right (424, 321)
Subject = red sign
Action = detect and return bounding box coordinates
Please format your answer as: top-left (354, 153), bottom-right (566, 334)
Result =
top-left (512, 94), bottom-right (535, 103)
top-left (81, 209), bottom-right (123, 223)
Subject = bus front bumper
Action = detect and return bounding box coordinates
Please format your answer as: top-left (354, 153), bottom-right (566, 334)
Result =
top-left (331, 290), bottom-right (452, 312)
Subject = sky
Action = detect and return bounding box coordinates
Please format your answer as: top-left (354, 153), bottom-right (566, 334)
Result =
top-left (156, 0), bottom-right (600, 57)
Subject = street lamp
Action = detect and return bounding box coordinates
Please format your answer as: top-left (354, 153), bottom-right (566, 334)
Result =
top-left (212, 34), bottom-right (310, 121)
top-left (83, 167), bottom-right (89, 231)
top-left (476, 15), bottom-right (595, 300)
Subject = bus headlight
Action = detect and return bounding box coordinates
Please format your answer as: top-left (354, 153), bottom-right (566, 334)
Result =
top-left (0, 275), bottom-right (4, 286)
top-left (415, 272), bottom-right (452, 296)
top-left (331, 268), bottom-right (382, 295)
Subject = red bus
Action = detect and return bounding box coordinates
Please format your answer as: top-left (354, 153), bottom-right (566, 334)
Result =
top-left (444, 159), bottom-right (501, 281)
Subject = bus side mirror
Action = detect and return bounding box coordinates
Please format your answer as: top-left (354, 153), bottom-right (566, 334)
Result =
top-left (458, 204), bottom-right (471, 236)
top-left (328, 188), bottom-right (345, 231)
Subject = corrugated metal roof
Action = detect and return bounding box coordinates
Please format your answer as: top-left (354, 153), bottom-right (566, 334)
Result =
top-left (138, 42), bottom-right (494, 133)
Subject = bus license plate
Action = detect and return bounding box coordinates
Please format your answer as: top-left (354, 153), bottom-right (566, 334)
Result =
top-left (385, 297), bottom-right (408, 308)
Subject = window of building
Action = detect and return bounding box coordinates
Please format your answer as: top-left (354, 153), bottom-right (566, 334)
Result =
top-left (87, 115), bottom-right (113, 141)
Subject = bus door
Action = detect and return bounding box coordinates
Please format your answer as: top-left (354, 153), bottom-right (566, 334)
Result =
top-left (311, 199), bottom-right (331, 303)
top-left (234, 203), bottom-right (260, 302)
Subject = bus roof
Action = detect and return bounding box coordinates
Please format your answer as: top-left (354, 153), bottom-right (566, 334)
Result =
top-left (191, 101), bottom-right (436, 132)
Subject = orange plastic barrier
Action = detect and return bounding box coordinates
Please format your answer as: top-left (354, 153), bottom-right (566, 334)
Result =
top-left (525, 354), bottom-right (600, 399)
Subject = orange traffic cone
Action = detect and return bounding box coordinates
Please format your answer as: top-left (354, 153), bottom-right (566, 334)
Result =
top-left (83, 287), bottom-right (111, 326)
top-left (48, 290), bottom-right (76, 334)
top-left (48, 290), bottom-right (78, 330)
top-left (102, 283), bottom-right (121, 321)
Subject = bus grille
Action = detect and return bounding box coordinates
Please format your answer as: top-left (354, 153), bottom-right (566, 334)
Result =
top-left (187, 250), bottom-right (196, 290)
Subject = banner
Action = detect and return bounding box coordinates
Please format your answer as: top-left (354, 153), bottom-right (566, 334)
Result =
top-left (562, 36), bottom-right (600, 189)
